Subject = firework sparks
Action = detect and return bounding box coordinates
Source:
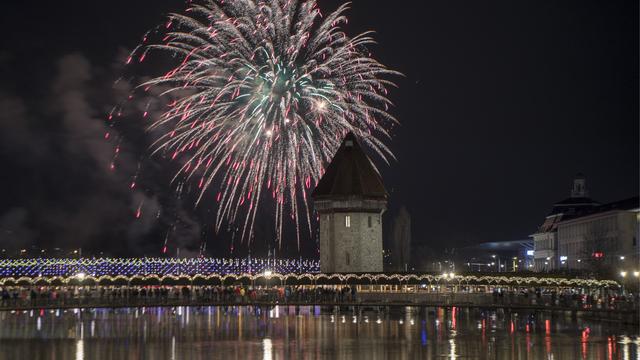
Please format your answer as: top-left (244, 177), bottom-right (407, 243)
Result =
top-left (126, 0), bottom-right (399, 246)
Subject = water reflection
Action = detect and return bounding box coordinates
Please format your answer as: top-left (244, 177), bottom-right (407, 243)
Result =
top-left (75, 339), bottom-right (84, 360)
top-left (263, 338), bottom-right (273, 360)
top-left (0, 306), bottom-right (637, 359)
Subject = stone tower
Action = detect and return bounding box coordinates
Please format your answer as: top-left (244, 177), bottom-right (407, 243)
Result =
top-left (312, 133), bottom-right (388, 273)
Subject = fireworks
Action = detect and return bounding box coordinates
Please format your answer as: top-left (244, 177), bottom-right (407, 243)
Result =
top-left (127, 0), bottom-right (399, 245)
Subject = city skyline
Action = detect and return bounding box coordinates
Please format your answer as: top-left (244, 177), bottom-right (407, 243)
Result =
top-left (0, 0), bottom-right (637, 258)
top-left (0, 1), bottom-right (637, 358)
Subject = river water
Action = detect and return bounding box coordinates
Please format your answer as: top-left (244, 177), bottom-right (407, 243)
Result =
top-left (0, 306), bottom-right (637, 359)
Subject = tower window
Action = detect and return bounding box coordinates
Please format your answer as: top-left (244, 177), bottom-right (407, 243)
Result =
top-left (368, 216), bottom-right (372, 228)
top-left (345, 215), bottom-right (351, 228)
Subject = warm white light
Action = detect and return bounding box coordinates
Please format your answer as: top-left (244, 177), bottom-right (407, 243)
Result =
top-left (620, 271), bottom-right (627, 278)
top-left (75, 339), bottom-right (84, 360)
top-left (265, 130), bottom-right (273, 137)
top-left (262, 338), bottom-right (273, 360)
top-left (316, 100), bottom-right (327, 111)
top-left (449, 272), bottom-right (455, 279)
top-left (76, 272), bottom-right (86, 280)
top-left (619, 256), bottom-right (625, 260)
top-left (264, 270), bottom-right (273, 277)
top-left (634, 271), bottom-right (639, 278)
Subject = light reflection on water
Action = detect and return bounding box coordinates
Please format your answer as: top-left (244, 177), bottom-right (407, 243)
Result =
top-left (0, 306), bottom-right (637, 360)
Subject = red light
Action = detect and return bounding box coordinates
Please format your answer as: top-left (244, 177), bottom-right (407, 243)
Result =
top-left (592, 252), bottom-right (604, 259)
top-left (451, 307), bottom-right (457, 330)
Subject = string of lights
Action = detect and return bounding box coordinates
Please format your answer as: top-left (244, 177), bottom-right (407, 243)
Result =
top-left (0, 259), bottom-right (620, 289)
top-left (0, 258), bottom-right (320, 277)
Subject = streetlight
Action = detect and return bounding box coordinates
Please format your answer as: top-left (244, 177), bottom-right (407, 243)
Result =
top-left (620, 271), bottom-right (627, 278)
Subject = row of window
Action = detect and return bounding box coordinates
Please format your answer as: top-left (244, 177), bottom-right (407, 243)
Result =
top-left (559, 216), bottom-right (618, 238)
top-left (343, 215), bottom-right (375, 228)
top-left (534, 238), bottom-right (555, 251)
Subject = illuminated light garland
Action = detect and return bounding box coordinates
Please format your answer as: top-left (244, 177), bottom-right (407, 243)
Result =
top-left (0, 257), bottom-right (319, 277)
top-left (0, 259), bottom-right (620, 289)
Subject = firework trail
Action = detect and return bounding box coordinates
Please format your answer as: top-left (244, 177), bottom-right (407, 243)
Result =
top-left (124, 0), bottom-right (399, 246)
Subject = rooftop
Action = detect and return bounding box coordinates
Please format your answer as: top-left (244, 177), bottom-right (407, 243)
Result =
top-left (312, 132), bottom-right (387, 200)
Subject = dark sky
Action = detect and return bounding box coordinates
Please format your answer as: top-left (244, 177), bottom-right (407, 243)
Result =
top-left (0, 0), bottom-right (637, 258)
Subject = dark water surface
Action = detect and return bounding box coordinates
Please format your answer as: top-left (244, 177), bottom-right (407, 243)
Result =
top-left (0, 306), bottom-right (637, 359)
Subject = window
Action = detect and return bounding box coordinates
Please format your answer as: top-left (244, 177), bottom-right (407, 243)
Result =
top-left (346, 252), bottom-right (350, 265)
top-left (368, 216), bottom-right (372, 228)
top-left (345, 215), bottom-right (351, 228)
top-left (633, 237), bottom-right (637, 247)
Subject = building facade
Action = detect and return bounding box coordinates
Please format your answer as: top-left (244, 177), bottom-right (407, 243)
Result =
top-left (556, 197), bottom-right (638, 270)
top-left (312, 133), bottom-right (387, 273)
top-left (532, 174), bottom-right (599, 271)
top-left (532, 174), bottom-right (639, 272)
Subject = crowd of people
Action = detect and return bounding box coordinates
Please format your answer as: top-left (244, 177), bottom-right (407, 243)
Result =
top-left (490, 287), bottom-right (638, 311)
top-left (0, 285), bottom-right (358, 308)
top-left (0, 284), bottom-right (636, 311)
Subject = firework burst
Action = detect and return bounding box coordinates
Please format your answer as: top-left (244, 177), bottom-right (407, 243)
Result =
top-left (127, 0), bottom-right (399, 246)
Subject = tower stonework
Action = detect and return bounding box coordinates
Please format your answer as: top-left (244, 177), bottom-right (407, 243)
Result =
top-left (312, 133), bottom-right (387, 273)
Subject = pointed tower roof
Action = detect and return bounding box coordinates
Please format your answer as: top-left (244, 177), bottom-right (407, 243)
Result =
top-left (312, 132), bottom-right (387, 200)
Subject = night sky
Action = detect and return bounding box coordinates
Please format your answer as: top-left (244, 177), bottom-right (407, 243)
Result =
top-left (0, 1), bottom-right (637, 258)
